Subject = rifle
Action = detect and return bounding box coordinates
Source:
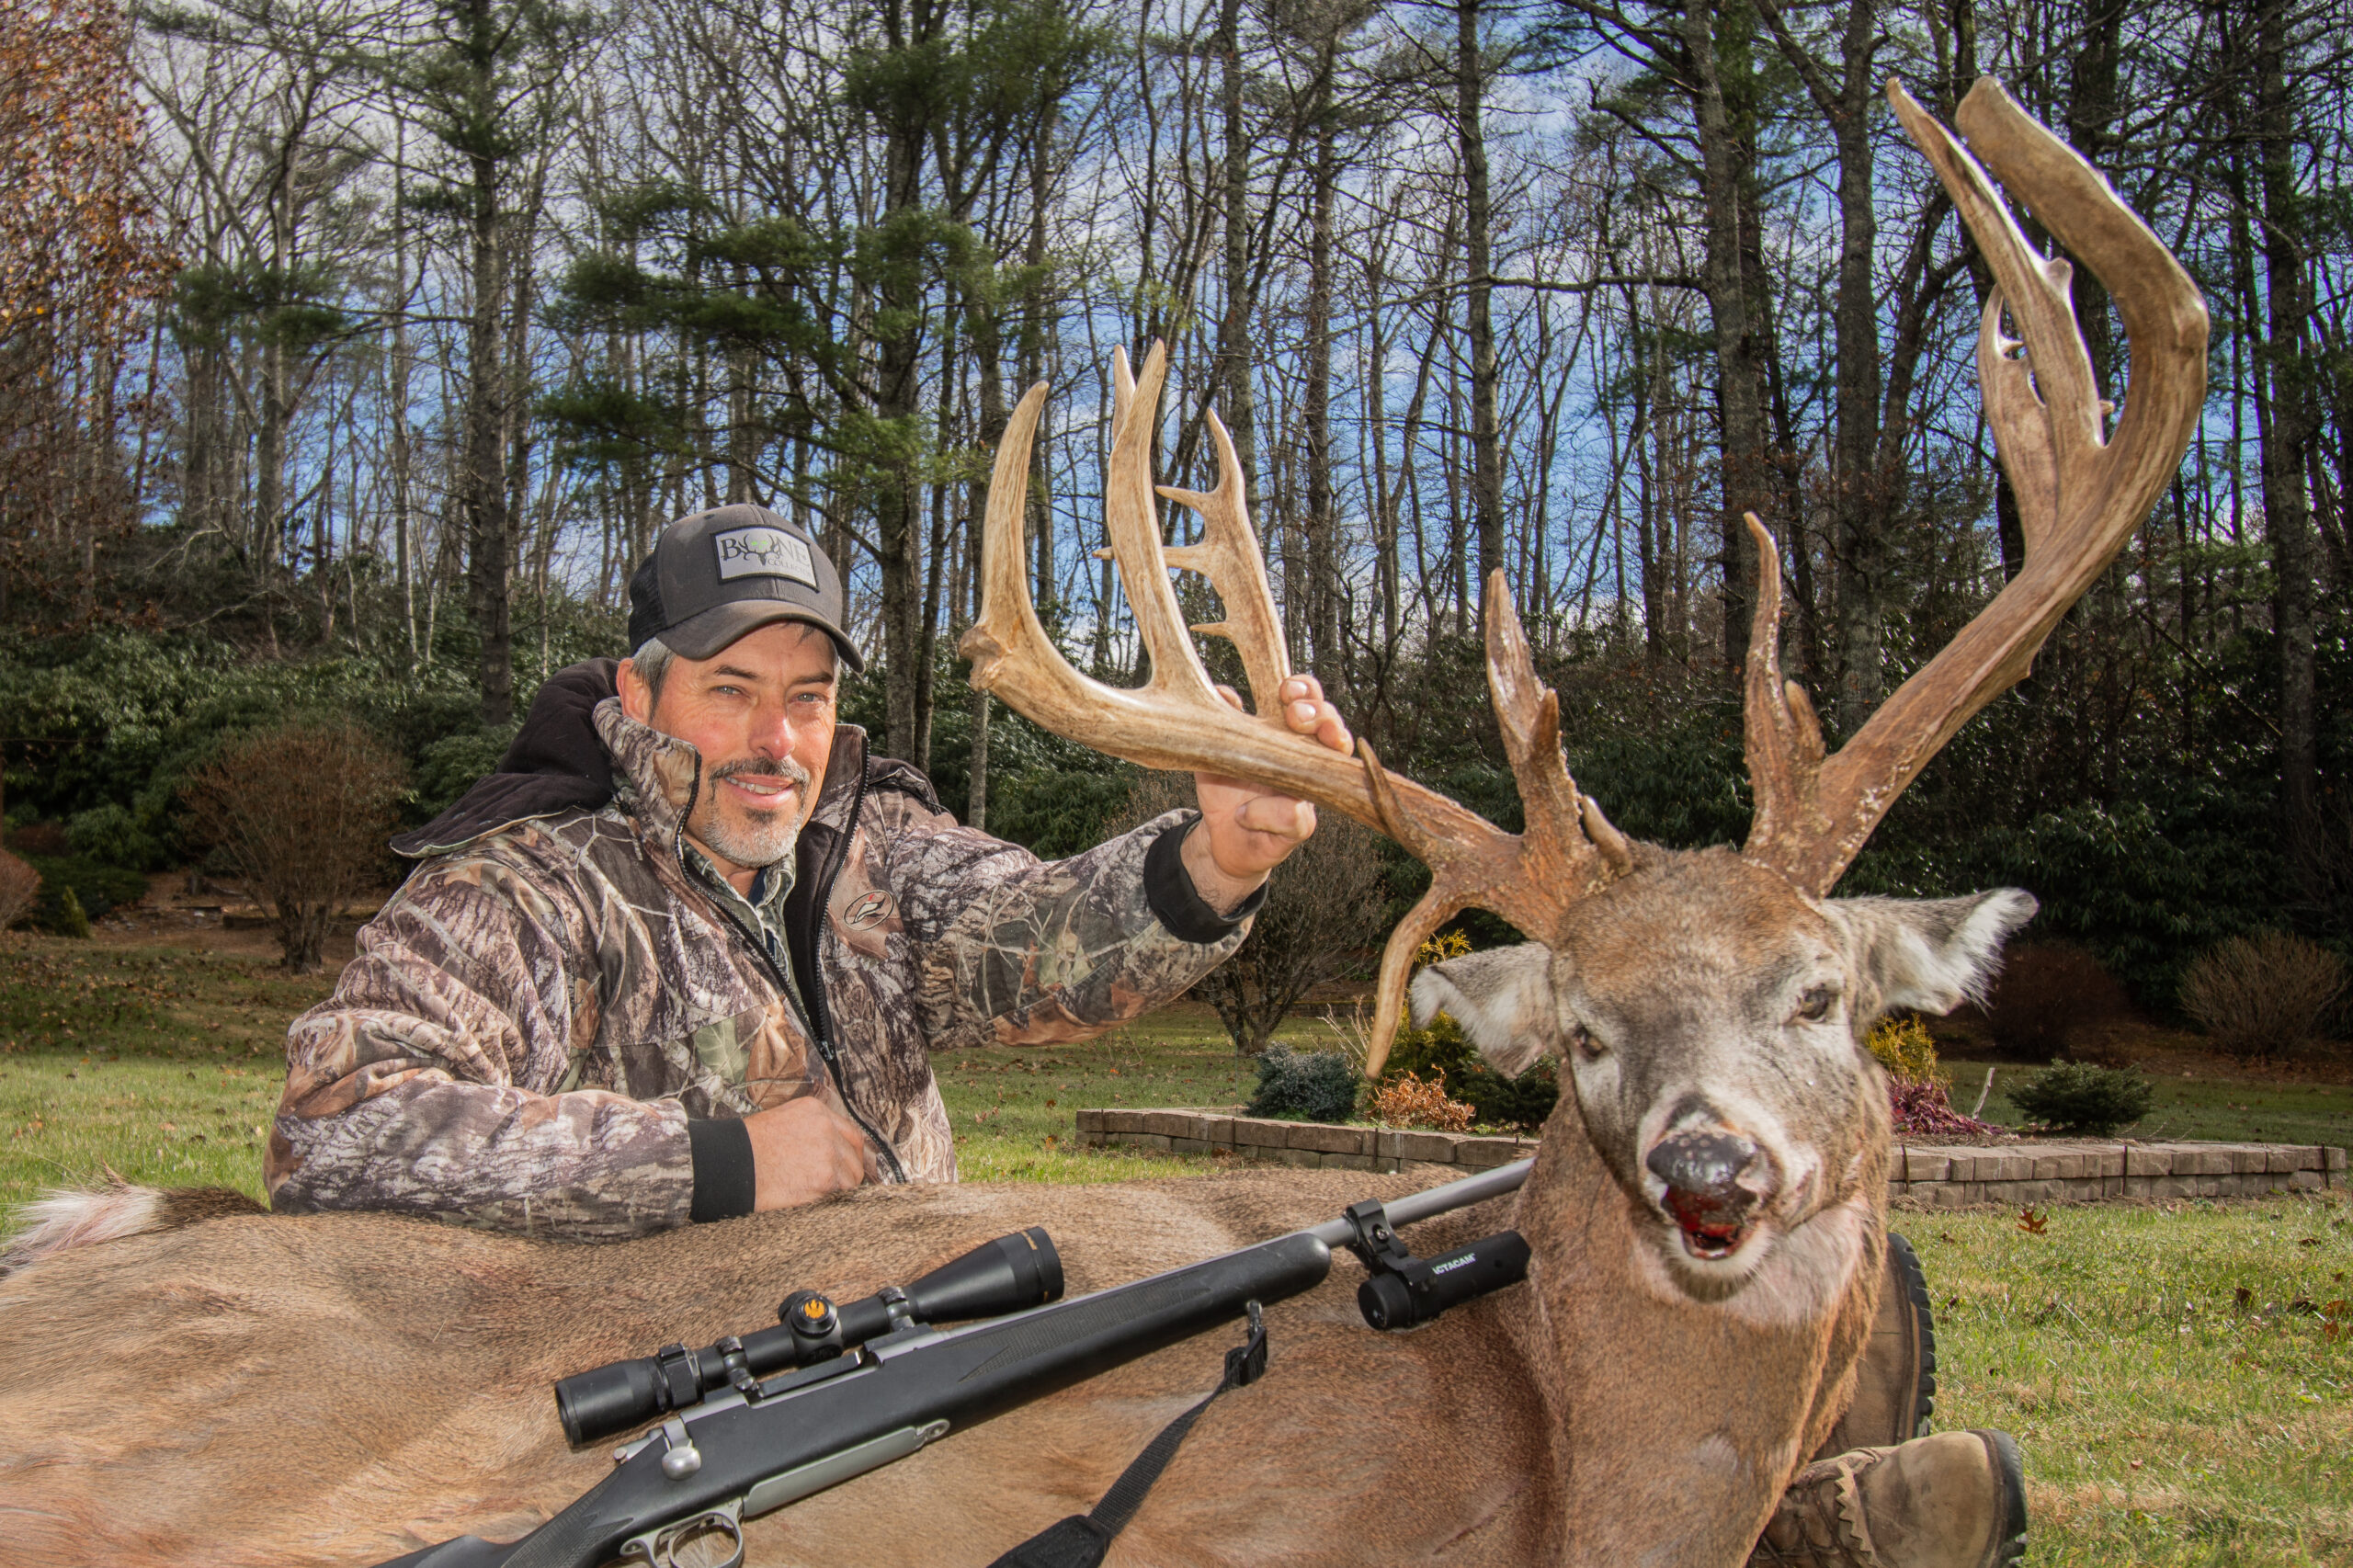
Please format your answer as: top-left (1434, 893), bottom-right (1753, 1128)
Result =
top-left (377, 1159), bottom-right (1533, 1568)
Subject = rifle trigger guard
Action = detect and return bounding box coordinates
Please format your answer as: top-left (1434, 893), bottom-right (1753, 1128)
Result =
top-left (620, 1495), bottom-right (745, 1568)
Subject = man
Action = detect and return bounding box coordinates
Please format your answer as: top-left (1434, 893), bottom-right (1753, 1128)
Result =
top-left (268, 502), bottom-right (1353, 1237)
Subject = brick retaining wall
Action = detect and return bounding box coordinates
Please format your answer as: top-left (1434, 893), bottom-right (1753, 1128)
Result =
top-left (1075, 1108), bottom-right (2347, 1203)
top-left (1074, 1108), bottom-right (1530, 1172)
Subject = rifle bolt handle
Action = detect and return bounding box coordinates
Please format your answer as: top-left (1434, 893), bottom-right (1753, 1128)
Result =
top-left (662, 1442), bottom-right (703, 1481)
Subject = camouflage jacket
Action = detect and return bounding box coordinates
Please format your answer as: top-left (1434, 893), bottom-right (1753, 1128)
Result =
top-left (269, 697), bottom-right (1256, 1239)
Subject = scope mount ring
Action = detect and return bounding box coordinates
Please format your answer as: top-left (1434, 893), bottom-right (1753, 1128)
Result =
top-left (620, 1497), bottom-right (745, 1568)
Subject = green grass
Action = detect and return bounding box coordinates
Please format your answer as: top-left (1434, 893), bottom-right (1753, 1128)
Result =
top-left (9, 934), bottom-right (2353, 1561)
top-left (1917, 1193), bottom-right (2353, 1565)
top-left (1948, 1060), bottom-right (2353, 1147)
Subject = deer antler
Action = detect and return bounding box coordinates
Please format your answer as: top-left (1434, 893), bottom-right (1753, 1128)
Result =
top-left (1742, 77), bottom-right (2209, 895)
top-left (960, 343), bottom-right (1630, 1073)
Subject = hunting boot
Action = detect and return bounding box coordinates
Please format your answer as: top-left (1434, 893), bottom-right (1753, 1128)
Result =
top-left (1813, 1231), bottom-right (1937, 1459)
top-left (1748, 1429), bottom-right (2029, 1568)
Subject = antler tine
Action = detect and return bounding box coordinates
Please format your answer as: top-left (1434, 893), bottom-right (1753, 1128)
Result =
top-left (1103, 343), bottom-right (1225, 704)
top-left (1483, 571), bottom-right (1633, 879)
top-left (1159, 406), bottom-right (1292, 714)
top-left (1741, 77), bottom-right (2208, 895)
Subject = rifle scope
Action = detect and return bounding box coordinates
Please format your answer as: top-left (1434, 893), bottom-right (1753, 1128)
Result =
top-left (553, 1226), bottom-right (1062, 1446)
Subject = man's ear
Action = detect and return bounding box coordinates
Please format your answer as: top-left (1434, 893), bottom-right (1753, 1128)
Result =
top-left (1408, 944), bottom-right (1559, 1078)
top-left (1826, 889), bottom-right (2039, 1020)
top-left (617, 658), bottom-right (653, 724)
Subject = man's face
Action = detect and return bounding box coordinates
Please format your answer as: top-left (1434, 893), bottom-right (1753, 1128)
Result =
top-left (618, 620), bottom-right (840, 886)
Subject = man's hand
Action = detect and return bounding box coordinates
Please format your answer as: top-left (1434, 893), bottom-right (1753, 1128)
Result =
top-left (1186, 675), bottom-right (1354, 915)
top-left (742, 1096), bottom-right (869, 1210)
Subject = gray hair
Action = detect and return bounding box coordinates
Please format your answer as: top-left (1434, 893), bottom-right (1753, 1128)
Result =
top-left (629, 636), bottom-right (676, 702)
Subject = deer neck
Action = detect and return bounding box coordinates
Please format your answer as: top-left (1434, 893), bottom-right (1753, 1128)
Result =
top-left (1504, 1114), bottom-right (1889, 1566)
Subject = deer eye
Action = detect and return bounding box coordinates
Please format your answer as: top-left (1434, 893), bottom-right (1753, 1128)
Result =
top-left (1794, 986), bottom-right (1837, 1023)
top-left (1566, 1023), bottom-right (1605, 1062)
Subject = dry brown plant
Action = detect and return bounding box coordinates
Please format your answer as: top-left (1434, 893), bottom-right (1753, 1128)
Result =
top-left (2179, 931), bottom-right (2347, 1059)
top-left (182, 724), bottom-right (406, 972)
top-left (1369, 1069), bottom-right (1475, 1131)
top-left (0, 850), bottom-right (39, 929)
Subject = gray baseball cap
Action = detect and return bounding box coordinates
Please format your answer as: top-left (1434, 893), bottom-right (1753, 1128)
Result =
top-left (626, 504), bottom-right (862, 670)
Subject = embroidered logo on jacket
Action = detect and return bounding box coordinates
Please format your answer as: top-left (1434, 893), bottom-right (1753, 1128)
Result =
top-left (713, 527), bottom-right (819, 586)
top-left (842, 890), bottom-right (895, 931)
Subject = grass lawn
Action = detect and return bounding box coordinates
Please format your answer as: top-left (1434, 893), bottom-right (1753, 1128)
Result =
top-left (6, 931), bottom-right (2353, 1562)
top-left (1947, 1059), bottom-right (2353, 1149)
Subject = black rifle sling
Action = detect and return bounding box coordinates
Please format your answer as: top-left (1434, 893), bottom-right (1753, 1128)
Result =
top-left (987, 1303), bottom-right (1270, 1568)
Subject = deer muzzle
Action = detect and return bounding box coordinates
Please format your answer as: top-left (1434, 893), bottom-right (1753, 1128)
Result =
top-left (1645, 1129), bottom-right (1770, 1260)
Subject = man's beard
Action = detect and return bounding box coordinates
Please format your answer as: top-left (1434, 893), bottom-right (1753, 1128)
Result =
top-left (693, 756), bottom-right (813, 871)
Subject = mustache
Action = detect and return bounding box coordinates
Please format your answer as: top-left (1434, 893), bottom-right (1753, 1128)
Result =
top-left (709, 756), bottom-right (813, 791)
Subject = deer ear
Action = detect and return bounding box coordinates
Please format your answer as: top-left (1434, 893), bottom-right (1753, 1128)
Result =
top-left (1407, 944), bottom-right (1559, 1077)
top-left (1827, 889), bottom-right (2039, 1019)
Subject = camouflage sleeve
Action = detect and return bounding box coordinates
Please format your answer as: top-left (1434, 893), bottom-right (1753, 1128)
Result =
top-left (887, 801), bottom-right (1255, 1051)
top-left (267, 848), bottom-right (695, 1240)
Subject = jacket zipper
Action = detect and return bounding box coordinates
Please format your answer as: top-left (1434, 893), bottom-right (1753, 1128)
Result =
top-left (675, 744), bottom-right (906, 1185)
top-left (737, 759), bottom-right (906, 1185)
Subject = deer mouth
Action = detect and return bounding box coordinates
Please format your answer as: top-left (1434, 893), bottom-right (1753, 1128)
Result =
top-left (1661, 1187), bottom-right (1754, 1260)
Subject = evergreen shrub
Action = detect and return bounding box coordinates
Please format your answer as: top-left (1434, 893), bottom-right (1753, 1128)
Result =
top-left (66, 802), bottom-right (161, 869)
top-left (2007, 1061), bottom-right (2154, 1136)
top-left (1245, 1046), bottom-right (1358, 1124)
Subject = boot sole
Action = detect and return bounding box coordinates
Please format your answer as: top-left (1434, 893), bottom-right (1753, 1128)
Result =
top-left (1973, 1428), bottom-right (2029, 1568)
top-left (1887, 1231), bottom-right (1938, 1437)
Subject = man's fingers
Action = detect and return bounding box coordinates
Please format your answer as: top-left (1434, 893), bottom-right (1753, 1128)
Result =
top-left (1236, 794), bottom-right (1315, 840)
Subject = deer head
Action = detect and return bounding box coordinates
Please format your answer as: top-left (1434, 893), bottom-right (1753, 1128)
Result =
top-left (960, 78), bottom-right (2205, 1301)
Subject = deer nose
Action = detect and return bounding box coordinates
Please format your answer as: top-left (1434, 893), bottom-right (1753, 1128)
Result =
top-left (1645, 1129), bottom-right (1763, 1208)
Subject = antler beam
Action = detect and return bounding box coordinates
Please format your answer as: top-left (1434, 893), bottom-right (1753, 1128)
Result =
top-left (1742, 76), bottom-right (2209, 895)
top-left (960, 344), bottom-right (1629, 1073)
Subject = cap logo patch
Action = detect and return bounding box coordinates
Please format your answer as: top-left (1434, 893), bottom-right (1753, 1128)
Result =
top-left (713, 526), bottom-right (818, 586)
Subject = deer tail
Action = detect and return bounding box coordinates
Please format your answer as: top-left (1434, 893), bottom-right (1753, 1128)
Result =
top-left (1, 1176), bottom-right (267, 1277)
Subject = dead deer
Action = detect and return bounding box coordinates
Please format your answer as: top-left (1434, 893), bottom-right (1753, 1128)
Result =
top-left (0, 78), bottom-right (2202, 1568)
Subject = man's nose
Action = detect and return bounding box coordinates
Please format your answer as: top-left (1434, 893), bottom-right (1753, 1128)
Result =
top-left (745, 699), bottom-right (795, 761)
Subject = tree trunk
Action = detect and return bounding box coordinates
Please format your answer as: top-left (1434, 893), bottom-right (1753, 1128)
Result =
top-left (2251, 0), bottom-right (2320, 893)
top-left (1457, 0), bottom-right (1504, 625)
top-left (1217, 0), bottom-right (1262, 553)
top-left (1684, 0), bottom-right (1771, 678)
top-left (1302, 42), bottom-right (1342, 700)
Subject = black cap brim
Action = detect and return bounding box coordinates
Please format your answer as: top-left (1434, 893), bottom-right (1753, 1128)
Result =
top-left (660, 601), bottom-right (866, 671)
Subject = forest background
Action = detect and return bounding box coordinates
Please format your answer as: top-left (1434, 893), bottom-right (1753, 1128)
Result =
top-left (2, 0), bottom-right (2347, 1011)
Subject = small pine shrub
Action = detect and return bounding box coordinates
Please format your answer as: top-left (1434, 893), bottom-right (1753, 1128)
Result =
top-left (1245, 1047), bottom-right (1360, 1123)
top-left (39, 885), bottom-right (92, 939)
top-left (1369, 1070), bottom-right (1475, 1131)
top-left (1866, 1016), bottom-right (1949, 1089)
top-left (2178, 931), bottom-right (2347, 1059)
top-left (2007, 1060), bottom-right (2154, 1136)
top-left (1984, 945), bottom-right (2132, 1061)
top-left (0, 851), bottom-right (40, 929)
